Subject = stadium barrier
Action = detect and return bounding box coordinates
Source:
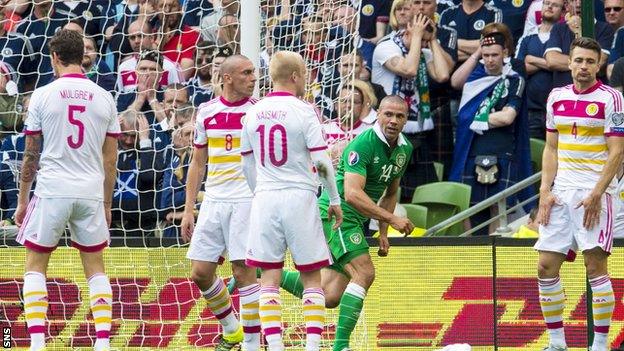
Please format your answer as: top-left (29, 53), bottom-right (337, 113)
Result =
top-left (2, 237), bottom-right (622, 350)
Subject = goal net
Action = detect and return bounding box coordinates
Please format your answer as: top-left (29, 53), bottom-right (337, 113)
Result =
top-left (0, 0), bottom-right (367, 349)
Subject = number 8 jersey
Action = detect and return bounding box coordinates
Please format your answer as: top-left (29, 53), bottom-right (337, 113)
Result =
top-left (23, 73), bottom-right (120, 200)
top-left (240, 91), bottom-right (328, 193)
top-left (546, 81), bottom-right (624, 194)
top-left (194, 96), bottom-right (256, 201)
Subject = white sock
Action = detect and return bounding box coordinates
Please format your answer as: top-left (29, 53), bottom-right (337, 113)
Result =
top-left (23, 271), bottom-right (47, 351)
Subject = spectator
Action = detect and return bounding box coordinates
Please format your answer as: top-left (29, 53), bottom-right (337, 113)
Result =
top-left (389, 0), bottom-right (414, 33)
top-left (515, 0), bottom-right (564, 139)
top-left (339, 51), bottom-right (386, 102)
top-left (155, 0), bottom-right (200, 80)
top-left (439, 0), bottom-right (502, 62)
top-left (545, 0), bottom-right (613, 88)
top-left (112, 110), bottom-right (163, 237)
top-left (116, 19), bottom-right (182, 94)
top-left (82, 36), bottom-right (116, 93)
top-left (511, 207), bottom-right (539, 238)
top-left (491, 0), bottom-right (533, 43)
top-left (159, 121), bottom-right (194, 237)
top-left (182, 0), bottom-right (213, 27)
top-left (522, 0), bottom-right (543, 38)
top-left (216, 13), bottom-right (240, 53)
top-left (605, 0), bottom-right (624, 31)
top-left (413, 0), bottom-right (458, 178)
top-left (0, 2), bottom-right (33, 93)
top-left (52, 0), bottom-right (110, 45)
top-left (610, 56), bottom-right (624, 91)
top-left (449, 32), bottom-right (532, 235)
top-left (323, 83), bottom-right (375, 145)
top-left (372, 14), bottom-right (451, 201)
top-left (159, 83), bottom-right (190, 134)
top-left (0, 62), bottom-right (22, 133)
top-left (187, 45), bottom-right (231, 106)
top-left (200, 0), bottom-right (239, 43)
top-left (0, 93), bottom-right (29, 223)
top-left (358, 0), bottom-right (391, 44)
top-left (15, 0), bottom-right (67, 87)
top-left (117, 50), bottom-right (169, 147)
top-left (107, 0), bottom-right (158, 70)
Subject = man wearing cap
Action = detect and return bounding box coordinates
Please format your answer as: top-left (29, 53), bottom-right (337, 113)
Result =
top-left (449, 32), bottom-right (532, 235)
top-left (186, 44), bottom-right (232, 106)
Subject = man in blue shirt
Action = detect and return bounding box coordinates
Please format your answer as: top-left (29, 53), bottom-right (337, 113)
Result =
top-left (358, 0), bottom-right (392, 44)
top-left (491, 0), bottom-right (533, 44)
top-left (516, 0), bottom-right (564, 139)
top-left (544, 0), bottom-right (614, 87)
top-left (439, 0), bottom-right (502, 62)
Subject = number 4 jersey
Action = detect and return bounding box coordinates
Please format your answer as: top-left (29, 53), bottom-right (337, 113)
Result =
top-left (241, 91), bottom-right (328, 194)
top-left (23, 73), bottom-right (120, 200)
top-left (194, 96), bottom-right (256, 201)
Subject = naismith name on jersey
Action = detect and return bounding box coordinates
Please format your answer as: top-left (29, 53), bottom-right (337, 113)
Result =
top-left (546, 82), bottom-right (624, 193)
top-left (193, 96), bottom-right (257, 201)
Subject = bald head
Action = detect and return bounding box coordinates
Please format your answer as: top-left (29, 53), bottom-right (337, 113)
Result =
top-left (220, 54), bottom-right (251, 76)
top-left (379, 95), bottom-right (408, 112)
top-left (269, 50), bottom-right (305, 85)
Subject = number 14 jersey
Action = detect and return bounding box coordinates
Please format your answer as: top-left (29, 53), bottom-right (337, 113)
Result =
top-left (194, 96), bottom-right (256, 201)
top-left (23, 73), bottom-right (120, 200)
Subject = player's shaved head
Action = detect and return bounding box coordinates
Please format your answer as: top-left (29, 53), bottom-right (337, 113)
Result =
top-left (269, 50), bottom-right (305, 84)
top-left (220, 54), bottom-right (251, 76)
top-left (379, 95), bottom-right (408, 112)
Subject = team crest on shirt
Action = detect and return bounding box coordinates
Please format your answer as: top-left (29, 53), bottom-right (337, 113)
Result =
top-left (474, 20), bottom-right (485, 31)
top-left (512, 0), bottom-right (524, 7)
top-left (396, 153), bottom-right (406, 168)
top-left (350, 233), bottom-right (362, 245)
top-left (362, 4), bottom-right (375, 16)
top-left (2, 48), bottom-right (12, 56)
top-left (611, 111), bottom-right (624, 126)
top-left (586, 103), bottom-right (599, 116)
top-left (83, 10), bottom-right (93, 21)
top-left (348, 151), bottom-right (359, 166)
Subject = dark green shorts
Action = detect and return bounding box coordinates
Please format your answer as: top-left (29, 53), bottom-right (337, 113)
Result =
top-left (322, 217), bottom-right (369, 275)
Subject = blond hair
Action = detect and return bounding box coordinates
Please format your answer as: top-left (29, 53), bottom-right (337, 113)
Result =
top-left (269, 50), bottom-right (305, 84)
top-left (390, 0), bottom-right (413, 30)
top-left (349, 79), bottom-right (378, 108)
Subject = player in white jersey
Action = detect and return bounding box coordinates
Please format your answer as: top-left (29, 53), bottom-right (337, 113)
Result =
top-left (180, 55), bottom-right (260, 351)
top-left (240, 51), bottom-right (343, 351)
top-left (14, 30), bottom-right (119, 351)
top-left (535, 38), bottom-right (624, 351)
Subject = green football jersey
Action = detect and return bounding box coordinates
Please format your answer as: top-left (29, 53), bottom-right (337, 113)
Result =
top-left (318, 125), bottom-right (413, 225)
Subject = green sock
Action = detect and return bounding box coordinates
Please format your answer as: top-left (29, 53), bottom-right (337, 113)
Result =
top-left (333, 283), bottom-right (366, 351)
top-left (280, 270), bottom-right (303, 298)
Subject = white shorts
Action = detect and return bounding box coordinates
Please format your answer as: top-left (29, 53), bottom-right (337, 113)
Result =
top-left (186, 200), bottom-right (251, 263)
top-left (246, 189), bottom-right (332, 272)
top-left (16, 196), bottom-right (109, 253)
top-left (535, 189), bottom-right (617, 255)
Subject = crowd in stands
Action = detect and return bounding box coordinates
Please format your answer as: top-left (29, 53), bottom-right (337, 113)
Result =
top-left (0, 0), bottom-right (622, 237)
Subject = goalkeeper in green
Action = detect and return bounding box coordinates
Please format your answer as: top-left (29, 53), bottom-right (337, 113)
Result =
top-left (278, 95), bottom-right (415, 350)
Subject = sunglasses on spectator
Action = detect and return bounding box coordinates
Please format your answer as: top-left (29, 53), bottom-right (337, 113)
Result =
top-left (605, 6), bottom-right (623, 12)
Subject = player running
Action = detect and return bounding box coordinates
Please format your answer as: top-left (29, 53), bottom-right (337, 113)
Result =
top-left (240, 50), bottom-right (343, 351)
top-left (15, 30), bottom-right (120, 351)
top-left (180, 55), bottom-right (261, 351)
top-left (536, 37), bottom-right (624, 351)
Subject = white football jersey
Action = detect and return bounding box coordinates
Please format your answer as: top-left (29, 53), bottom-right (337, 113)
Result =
top-left (546, 82), bottom-right (624, 194)
top-left (24, 73), bottom-right (121, 200)
top-left (241, 91), bottom-right (328, 193)
top-left (194, 96), bottom-right (256, 201)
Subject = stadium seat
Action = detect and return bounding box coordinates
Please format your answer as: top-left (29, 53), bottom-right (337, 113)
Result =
top-left (411, 182), bottom-right (471, 236)
top-left (530, 138), bottom-right (545, 173)
top-left (433, 162), bottom-right (444, 181)
top-left (402, 203), bottom-right (428, 228)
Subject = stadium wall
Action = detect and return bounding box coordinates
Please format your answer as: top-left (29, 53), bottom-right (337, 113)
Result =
top-left (2, 237), bottom-right (624, 350)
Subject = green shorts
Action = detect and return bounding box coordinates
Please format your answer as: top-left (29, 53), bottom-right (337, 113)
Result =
top-left (322, 217), bottom-right (369, 275)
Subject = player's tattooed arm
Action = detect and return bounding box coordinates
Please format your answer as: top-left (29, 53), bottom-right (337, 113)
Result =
top-left (20, 134), bottom-right (41, 184)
